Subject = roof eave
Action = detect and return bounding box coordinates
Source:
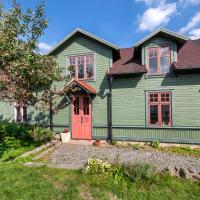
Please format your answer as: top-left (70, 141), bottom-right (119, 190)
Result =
top-left (133, 28), bottom-right (189, 48)
top-left (47, 28), bottom-right (119, 55)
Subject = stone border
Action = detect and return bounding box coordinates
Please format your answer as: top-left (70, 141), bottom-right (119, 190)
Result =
top-left (18, 140), bottom-right (59, 158)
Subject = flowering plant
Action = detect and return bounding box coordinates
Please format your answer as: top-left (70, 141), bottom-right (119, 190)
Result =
top-left (85, 158), bottom-right (111, 174)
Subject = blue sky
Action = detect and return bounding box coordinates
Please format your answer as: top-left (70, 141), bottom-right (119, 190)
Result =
top-left (3, 0), bottom-right (200, 53)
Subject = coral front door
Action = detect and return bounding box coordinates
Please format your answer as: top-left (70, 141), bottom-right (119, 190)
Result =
top-left (72, 95), bottom-right (92, 140)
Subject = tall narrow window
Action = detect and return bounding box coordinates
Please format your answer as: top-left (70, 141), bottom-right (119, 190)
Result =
top-left (148, 92), bottom-right (172, 127)
top-left (68, 54), bottom-right (94, 80)
top-left (74, 97), bottom-right (80, 115)
top-left (148, 46), bottom-right (170, 74)
top-left (15, 103), bottom-right (28, 123)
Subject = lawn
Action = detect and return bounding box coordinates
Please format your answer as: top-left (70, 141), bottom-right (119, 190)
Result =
top-left (0, 163), bottom-right (199, 200)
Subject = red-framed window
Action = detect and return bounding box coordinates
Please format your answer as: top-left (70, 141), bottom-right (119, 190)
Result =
top-left (148, 92), bottom-right (172, 127)
top-left (15, 103), bottom-right (28, 123)
top-left (68, 54), bottom-right (94, 80)
top-left (148, 46), bottom-right (170, 74)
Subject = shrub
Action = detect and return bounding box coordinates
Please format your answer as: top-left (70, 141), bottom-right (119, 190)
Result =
top-left (150, 141), bottom-right (160, 149)
top-left (28, 127), bottom-right (53, 144)
top-left (85, 158), bottom-right (155, 185)
top-left (122, 163), bottom-right (155, 182)
top-left (131, 143), bottom-right (141, 150)
top-left (0, 122), bottom-right (54, 159)
top-left (110, 160), bottom-right (127, 185)
top-left (85, 158), bottom-right (111, 174)
top-left (111, 140), bottom-right (117, 145)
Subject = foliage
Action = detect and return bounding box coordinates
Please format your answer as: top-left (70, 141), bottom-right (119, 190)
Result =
top-left (131, 143), bottom-right (141, 150)
top-left (159, 146), bottom-right (200, 157)
top-left (109, 159), bottom-right (127, 185)
top-left (122, 163), bottom-right (155, 182)
top-left (0, 163), bottom-right (199, 200)
top-left (150, 140), bottom-right (160, 149)
top-left (85, 157), bottom-right (155, 185)
top-left (110, 140), bottom-right (117, 145)
top-left (0, 121), bottom-right (53, 160)
top-left (28, 126), bottom-right (53, 143)
top-left (0, 0), bottom-right (64, 106)
top-left (85, 158), bottom-right (111, 174)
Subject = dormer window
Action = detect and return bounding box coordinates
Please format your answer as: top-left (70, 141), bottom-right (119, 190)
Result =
top-left (68, 54), bottom-right (94, 80)
top-left (148, 46), bottom-right (170, 74)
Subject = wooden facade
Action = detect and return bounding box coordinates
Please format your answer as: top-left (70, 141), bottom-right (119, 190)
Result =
top-left (1, 28), bottom-right (200, 144)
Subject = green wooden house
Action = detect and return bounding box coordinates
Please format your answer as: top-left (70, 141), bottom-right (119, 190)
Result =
top-left (1, 28), bottom-right (200, 144)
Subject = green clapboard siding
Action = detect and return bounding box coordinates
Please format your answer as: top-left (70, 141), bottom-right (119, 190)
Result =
top-left (52, 35), bottom-right (112, 129)
top-left (93, 127), bottom-right (200, 144)
top-left (112, 74), bottom-right (200, 128)
top-left (0, 102), bottom-right (13, 121)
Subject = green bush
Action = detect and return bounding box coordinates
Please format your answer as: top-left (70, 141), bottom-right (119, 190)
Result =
top-left (110, 160), bottom-right (127, 185)
top-left (122, 163), bottom-right (155, 182)
top-left (131, 143), bottom-right (141, 150)
top-left (150, 141), bottom-right (160, 149)
top-left (28, 127), bottom-right (53, 144)
top-left (0, 121), bottom-right (53, 160)
top-left (85, 158), bottom-right (155, 185)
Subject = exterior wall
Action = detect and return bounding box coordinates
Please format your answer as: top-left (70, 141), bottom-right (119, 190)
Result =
top-left (52, 35), bottom-right (112, 132)
top-left (0, 102), bottom-right (14, 121)
top-left (93, 74), bottom-right (200, 144)
top-left (93, 37), bottom-right (200, 144)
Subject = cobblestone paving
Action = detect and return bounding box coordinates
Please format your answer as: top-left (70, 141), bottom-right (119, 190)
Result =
top-left (45, 143), bottom-right (200, 172)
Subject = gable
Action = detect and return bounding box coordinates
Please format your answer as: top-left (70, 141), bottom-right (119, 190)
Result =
top-left (141, 36), bottom-right (178, 66)
top-left (48, 28), bottom-right (119, 55)
top-left (134, 28), bottom-right (189, 48)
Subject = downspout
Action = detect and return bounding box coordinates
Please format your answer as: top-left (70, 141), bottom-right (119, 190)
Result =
top-left (49, 93), bottom-right (53, 130)
top-left (108, 74), bottom-right (113, 142)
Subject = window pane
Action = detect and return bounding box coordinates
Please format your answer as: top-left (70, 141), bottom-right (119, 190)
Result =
top-left (16, 107), bottom-right (21, 122)
top-left (22, 107), bottom-right (27, 122)
top-left (78, 64), bottom-right (84, 79)
top-left (86, 64), bottom-right (93, 79)
top-left (74, 97), bottom-right (79, 115)
top-left (149, 57), bottom-right (158, 74)
top-left (150, 105), bottom-right (158, 125)
top-left (83, 97), bottom-right (90, 115)
top-left (160, 47), bottom-right (169, 56)
top-left (149, 48), bottom-right (157, 57)
top-left (150, 93), bottom-right (158, 102)
top-left (160, 56), bottom-right (169, 74)
top-left (162, 104), bottom-right (170, 126)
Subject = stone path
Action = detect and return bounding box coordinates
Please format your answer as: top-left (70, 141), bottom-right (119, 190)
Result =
top-left (38, 142), bottom-right (200, 175)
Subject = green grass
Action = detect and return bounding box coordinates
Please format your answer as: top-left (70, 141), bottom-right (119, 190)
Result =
top-left (159, 146), bottom-right (200, 157)
top-left (0, 163), bottom-right (199, 200)
top-left (0, 145), bottom-right (36, 162)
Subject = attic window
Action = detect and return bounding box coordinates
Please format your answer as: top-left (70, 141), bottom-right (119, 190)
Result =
top-left (68, 54), bottom-right (94, 80)
top-left (148, 46), bottom-right (170, 74)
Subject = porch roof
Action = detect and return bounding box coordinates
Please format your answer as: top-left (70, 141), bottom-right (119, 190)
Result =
top-left (65, 79), bottom-right (97, 95)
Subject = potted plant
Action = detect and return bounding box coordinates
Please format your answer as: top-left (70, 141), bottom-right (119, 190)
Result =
top-left (93, 139), bottom-right (101, 147)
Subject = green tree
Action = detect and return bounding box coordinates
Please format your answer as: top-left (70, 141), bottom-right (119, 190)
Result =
top-left (0, 0), bottom-right (64, 106)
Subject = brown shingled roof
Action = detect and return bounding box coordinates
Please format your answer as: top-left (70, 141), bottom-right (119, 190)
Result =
top-left (173, 40), bottom-right (200, 70)
top-left (108, 48), bottom-right (146, 75)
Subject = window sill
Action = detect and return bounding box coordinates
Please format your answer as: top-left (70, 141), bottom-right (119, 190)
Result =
top-left (148, 125), bottom-right (172, 128)
top-left (145, 73), bottom-right (174, 79)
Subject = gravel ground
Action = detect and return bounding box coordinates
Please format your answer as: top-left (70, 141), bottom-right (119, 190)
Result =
top-left (41, 142), bottom-right (200, 173)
